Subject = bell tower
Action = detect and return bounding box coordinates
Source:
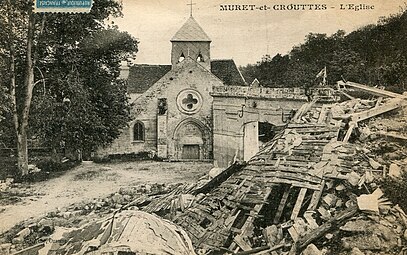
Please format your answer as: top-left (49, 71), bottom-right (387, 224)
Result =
top-left (170, 16), bottom-right (211, 70)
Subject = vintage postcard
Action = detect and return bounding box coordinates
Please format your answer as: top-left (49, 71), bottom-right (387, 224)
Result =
top-left (0, 0), bottom-right (406, 254)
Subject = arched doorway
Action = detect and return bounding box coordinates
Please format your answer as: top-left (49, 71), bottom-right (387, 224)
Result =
top-left (173, 118), bottom-right (211, 160)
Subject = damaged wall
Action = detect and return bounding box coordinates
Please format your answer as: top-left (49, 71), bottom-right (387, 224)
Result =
top-left (212, 91), bottom-right (306, 167)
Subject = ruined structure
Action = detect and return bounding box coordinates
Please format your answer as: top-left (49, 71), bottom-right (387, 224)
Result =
top-left (96, 16), bottom-right (312, 167)
top-left (4, 83), bottom-right (407, 255)
top-left (139, 82), bottom-right (407, 254)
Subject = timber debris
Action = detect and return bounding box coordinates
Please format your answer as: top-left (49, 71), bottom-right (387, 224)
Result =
top-left (165, 82), bottom-right (407, 254)
top-left (1, 81), bottom-right (407, 255)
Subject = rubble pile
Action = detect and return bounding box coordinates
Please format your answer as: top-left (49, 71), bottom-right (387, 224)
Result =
top-left (36, 210), bottom-right (196, 255)
top-left (145, 83), bottom-right (407, 254)
top-left (1, 82), bottom-right (406, 255)
top-left (0, 182), bottom-right (201, 254)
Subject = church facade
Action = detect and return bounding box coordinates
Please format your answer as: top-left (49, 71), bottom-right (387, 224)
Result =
top-left (96, 16), bottom-right (247, 161)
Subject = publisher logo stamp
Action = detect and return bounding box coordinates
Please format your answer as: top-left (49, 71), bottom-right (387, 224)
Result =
top-left (34, 0), bottom-right (93, 13)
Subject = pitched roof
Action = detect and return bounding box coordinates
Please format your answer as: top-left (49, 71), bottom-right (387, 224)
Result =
top-left (126, 59), bottom-right (246, 94)
top-left (211, 59), bottom-right (247, 86)
top-left (127, 64), bottom-right (171, 93)
top-left (171, 16), bottom-right (211, 42)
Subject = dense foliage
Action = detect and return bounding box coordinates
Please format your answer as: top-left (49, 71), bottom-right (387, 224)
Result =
top-left (241, 9), bottom-right (407, 93)
top-left (0, 0), bottom-right (138, 171)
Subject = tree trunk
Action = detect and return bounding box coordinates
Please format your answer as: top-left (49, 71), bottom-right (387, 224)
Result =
top-left (7, 0), bottom-right (27, 176)
top-left (12, 6), bottom-right (35, 176)
top-left (16, 7), bottom-right (35, 176)
top-left (17, 131), bottom-right (29, 175)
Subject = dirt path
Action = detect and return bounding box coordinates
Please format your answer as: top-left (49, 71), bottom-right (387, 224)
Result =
top-left (0, 161), bottom-right (212, 234)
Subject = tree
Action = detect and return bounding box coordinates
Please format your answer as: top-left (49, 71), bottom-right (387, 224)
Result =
top-left (0, 0), bottom-right (138, 176)
top-left (239, 9), bottom-right (407, 92)
top-left (0, 0), bottom-right (37, 176)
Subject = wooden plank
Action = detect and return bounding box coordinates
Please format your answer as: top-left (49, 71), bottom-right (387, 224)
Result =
top-left (238, 172), bottom-right (321, 188)
top-left (273, 186), bottom-right (291, 223)
top-left (234, 235), bottom-right (252, 251)
top-left (270, 160), bottom-right (312, 168)
top-left (264, 178), bottom-right (321, 190)
top-left (10, 243), bottom-right (45, 255)
top-left (318, 105), bottom-right (328, 123)
top-left (343, 122), bottom-right (356, 142)
top-left (291, 188), bottom-right (307, 220)
top-left (272, 154), bottom-right (322, 162)
top-left (307, 180), bottom-right (325, 210)
top-left (351, 98), bottom-right (403, 123)
top-left (287, 123), bottom-right (328, 128)
top-left (377, 131), bottom-right (407, 141)
top-left (247, 164), bottom-right (318, 175)
top-left (293, 128), bottom-right (336, 134)
top-left (294, 205), bottom-right (359, 252)
top-left (235, 243), bottom-right (286, 255)
top-left (288, 226), bottom-right (299, 242)
top-left (338, 81), bottom-right (405, 98)
top-left (261, 171), bottom-right (322, 184)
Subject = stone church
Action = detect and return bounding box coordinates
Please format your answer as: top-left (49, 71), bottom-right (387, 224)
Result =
top-left (97, 16), bottom-right (247, 161)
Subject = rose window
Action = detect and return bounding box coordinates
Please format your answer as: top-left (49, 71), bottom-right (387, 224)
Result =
top-left (177, 89), bottom-right (203, 114)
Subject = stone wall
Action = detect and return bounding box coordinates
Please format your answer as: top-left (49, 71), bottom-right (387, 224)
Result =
top-left (211, 86), bottom-right (307, 100)
top-left (212, 95), bottom-right (306, 167)
top-left (97, 57), bottom-right (223, 160)
top-left (171, 41), bottom-right (210, 70)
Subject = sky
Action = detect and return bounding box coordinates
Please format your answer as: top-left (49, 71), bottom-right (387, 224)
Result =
top-left (113, 0), bottom-right (406, 66)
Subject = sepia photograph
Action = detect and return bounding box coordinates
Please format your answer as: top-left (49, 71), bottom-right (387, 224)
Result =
top-left (0, 0), bottom-right (407, 254)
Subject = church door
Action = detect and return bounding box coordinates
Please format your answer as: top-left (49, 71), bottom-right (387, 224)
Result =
top-left (182, 145), bottom-right (200, 159)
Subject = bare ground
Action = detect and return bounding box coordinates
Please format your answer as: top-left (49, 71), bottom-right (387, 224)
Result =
top-left (0, 160), bottom-right (212, 234)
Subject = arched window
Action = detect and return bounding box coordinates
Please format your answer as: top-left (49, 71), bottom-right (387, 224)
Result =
top-left (133, 121), bottom-right (145, 142)
top-left (197, 53), bottom-right (204, 62)
top-left (178, 53), bottom-right (185, 63)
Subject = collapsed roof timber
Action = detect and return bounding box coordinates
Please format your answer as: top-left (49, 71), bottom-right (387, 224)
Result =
top-left (21, 81), bottom-right (407, 255)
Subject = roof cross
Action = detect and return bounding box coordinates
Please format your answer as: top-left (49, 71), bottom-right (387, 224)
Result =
top-left (187, 0), bottom-right (196, 17)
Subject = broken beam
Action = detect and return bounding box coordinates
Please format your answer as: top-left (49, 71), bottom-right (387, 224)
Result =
top-left (350, 98), bottom-right (403, 123)
top-left (291, 188), bottom-right (307, 220)
top-left (307, 180), bottom-right (325, 211)
top-left (293, 205), bottom-right (359, 253)
top-left (235, 243), bottom-right (286, 255)
top-left (338, 81), bottom-right (406, 98)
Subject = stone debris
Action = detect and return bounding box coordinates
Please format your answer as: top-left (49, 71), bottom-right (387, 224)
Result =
top-left (36, 210), bottom-right (196, 255)
top-left (1, 83), bottom-right (407, 255)
top-left (389, 163), bottom-right (402, 177)
top-left (0, 178), bottom-right (14, 192)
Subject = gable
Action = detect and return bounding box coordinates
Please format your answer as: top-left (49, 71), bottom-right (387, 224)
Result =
top-left (131, 57), bottom-right (224, 117)
top-left (126, 59), bottom-right (247, 95)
